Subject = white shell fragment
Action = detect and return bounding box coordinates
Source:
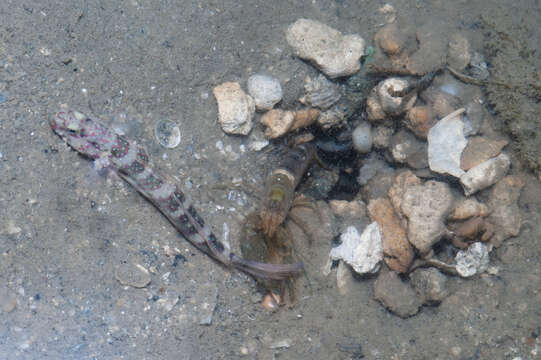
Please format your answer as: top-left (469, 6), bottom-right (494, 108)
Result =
top-left (428, 108), bottom-right (467, 178)
top-left (286, 19), bottom-right (366, 78)
top-left (247, 74), bottom-right (283, 111)
top-left (154, 119), bottom-right (181, 148)
top-left (329, 222), bottom-right (383, 275)
top-left (459, 153), bottom-right (511, 196)
top-left (455, 242), bottom-right (490, 277)
top-left (213, 82), bottom-right (255, 135)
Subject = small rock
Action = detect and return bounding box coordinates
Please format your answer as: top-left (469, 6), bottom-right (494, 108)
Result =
top-left (373, 271), bottom-right (421, 318)
top-left (213, 82), bottom-right (255, 135)
top-left (367, 198), bottom-right (414, 273)
top-left (362, 172), bottom-right (395, 203)
top-left (260, 109), bottom-right (295, 139)
top-left (247, 74), bottom-right (283, 111)
top-left (428, 108), bottom-right (467, 178)
top-left (330, 223), bottom-right (383, 275)
top-left (459, 153), bottom-right (511, 196)
top-left (421, 87), bottom-right (462, 119)
top-left (455, 242), bottom-right (490, 277)
top-left (372, 125), bottom-right (393, 149)
top-left (447, 33), bottom-right (471, 71)
top-left (357, 153), bottom-right (393, 186)
top-left (460, 137), bottom-right (508, 171)
top-left (406, 23), bottom-right (447, 75)
top-left (0, 286), bottom-right (17, 313)
top-left (388, 170), bottom-right (421, 218)
top-left (286, 19), bottom-right (366, 78)
top-left (390, 129), bottom-right (428, 169)
top-left (448, 198), bottom-right (489, 220)
top-left (352, 122), bottom-right (372, 153)
top-left (409, 268), bottom-right (449, 305)
top-left (488, 176), bottom-right (525, 247)
top-left (401, 180), bottom-right (454, 254)
top-left (375, 22), bottom-right (406, 56)
top-left (404, 106), bottom-right (437, 139)
top-left (114, 263), bottom-right (151, 288)
top-left (329, 199), bottom-right (367, 219)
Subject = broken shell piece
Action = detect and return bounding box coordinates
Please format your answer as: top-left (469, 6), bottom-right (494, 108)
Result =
top-left (260, 108), bottom-right (319, 139)
top-left (427, 108), bottom-right (467, 178)
top-left (378, 78), bottom-right (417, 115)
top-left (329, 223), bottom-right (383, 275)
top-left (367, 78), bottom-right (417, 121)
top-left (460, 153), bottom-right (511, 196)
top-left (262, 292), bottom-right (281, 311)
top-left (299, 74), bottom-right (342, 110)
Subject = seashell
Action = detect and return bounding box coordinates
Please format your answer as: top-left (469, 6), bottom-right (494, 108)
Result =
top-left (367, 78), bottom-right (417, 121)
top-left (378, 78), bottom-right (417, 115)
top-left (299, 74), bottom-right (342, 110)
top-left (247, 74), bottom-right (283, 111)
top-left (154, 119), bottom-right (181, 148)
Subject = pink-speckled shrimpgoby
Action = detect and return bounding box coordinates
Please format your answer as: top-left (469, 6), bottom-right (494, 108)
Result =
top-left (50, 109), bottom-right (302, 280)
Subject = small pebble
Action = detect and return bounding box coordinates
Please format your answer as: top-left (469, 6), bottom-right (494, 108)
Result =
top-left (352, 122), bottom-right (372, 153)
